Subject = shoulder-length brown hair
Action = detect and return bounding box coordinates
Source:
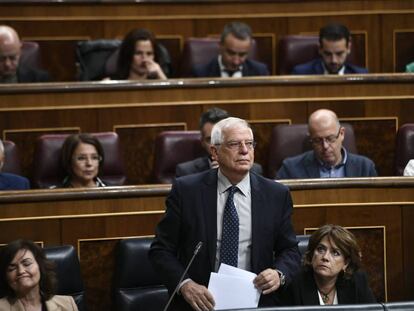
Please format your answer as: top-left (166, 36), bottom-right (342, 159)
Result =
top-left (303, 224), bottom-right (362, 279)
top-left (61, 133), bottom-right (104, 179)
top-left (116, 28), bottom-right (159, 79)
top-left (0, 239), bottom-right (57, 301)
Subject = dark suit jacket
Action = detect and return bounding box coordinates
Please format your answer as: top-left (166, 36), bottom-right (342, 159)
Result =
top-left (176, 156), bottom-right (263, 177)
top-left (0, 172), bottom-right (30, 190)
top-left (149, 169), bottom-right (301, 310)
top-left (192, 57), bottom-right (269, 77)
top-left (17, 64), bottom-right (50, 83)
top-left (280, 269), bottom-right (376, 305)
top-left (291, 58), bottom-right (368, 75)
top-left (276, 151), bottom-right (377, 179)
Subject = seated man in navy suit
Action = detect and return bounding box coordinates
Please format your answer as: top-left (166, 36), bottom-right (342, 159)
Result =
top-left (176, 107), bottom-right (263, 177)
top-left (276, 109), bottom-right (377, 179)
top-left (291, 23), bottom-right (368, 75)
top-left (0, 139), bottom-right (30, 190)
top-left (192, 21), bottom-right (269, 78)
top-left (0, 25), bottom-right (50, 83)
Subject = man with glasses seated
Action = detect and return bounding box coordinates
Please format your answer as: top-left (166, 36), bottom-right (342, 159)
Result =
top-left (276, 109), bottom-right (377, 179)
top-left (0, 25), bottom-right (50, 83)
top-left (192, 21), bottom-right (269, 78)
top-left (176, 107), bottom-right (262, 177)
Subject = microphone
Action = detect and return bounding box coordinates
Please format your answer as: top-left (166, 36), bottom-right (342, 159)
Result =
top-left (163, 241), bottom-right (203, 311)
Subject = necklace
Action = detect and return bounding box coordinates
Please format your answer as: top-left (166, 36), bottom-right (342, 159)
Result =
top-left (319, 287), bottom-right (335, 304)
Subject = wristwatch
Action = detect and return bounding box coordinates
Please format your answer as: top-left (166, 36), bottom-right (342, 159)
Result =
top-left (276, 269), bottom-right (286, 286)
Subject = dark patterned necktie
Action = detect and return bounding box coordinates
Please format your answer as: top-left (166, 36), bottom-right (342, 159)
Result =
top-left (220, 186), bottom-right (239, 267)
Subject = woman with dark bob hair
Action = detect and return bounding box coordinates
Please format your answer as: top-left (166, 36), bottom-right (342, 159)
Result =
top-left (114, 28), bottom-right (167, 80)
top-left (57, 133), bottom-right (106, 188)
top-left (281, 224), bottom-right (376, 306)
top-left (0, 239), bottom-right (78, 310)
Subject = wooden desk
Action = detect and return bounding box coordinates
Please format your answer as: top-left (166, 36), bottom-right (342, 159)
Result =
top-left (0, 177), bottom-right (414, 309)
top-left (0, 74), bottom-right (413, 183)
top-left (1, 0), bottom-right (414, 80)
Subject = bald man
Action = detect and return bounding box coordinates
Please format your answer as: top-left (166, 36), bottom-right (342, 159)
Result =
top-left (276, 109), bottom-right (377, 179)
top-left (0, 25), bottom-right (50, 83)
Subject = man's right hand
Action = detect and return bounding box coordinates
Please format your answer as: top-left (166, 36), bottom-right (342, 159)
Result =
top-left (181, 280), bottom-right (215, 311)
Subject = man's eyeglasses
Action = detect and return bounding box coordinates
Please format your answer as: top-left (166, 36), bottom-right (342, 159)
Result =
top-left (309, 129), bottom-right (341, 146)
top-left (73, 155), bottom-right (102, 163)
top-left (216, 140), bottom-right (256, 150)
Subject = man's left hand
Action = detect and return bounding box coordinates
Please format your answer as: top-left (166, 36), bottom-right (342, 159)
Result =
top-left (253, 268), bottom-right (281, 294)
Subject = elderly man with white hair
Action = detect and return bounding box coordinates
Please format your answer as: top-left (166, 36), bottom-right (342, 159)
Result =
top-left (150, 117), bottom-right (300, 311)
top-left (0, 139), bottom-right (30, 190)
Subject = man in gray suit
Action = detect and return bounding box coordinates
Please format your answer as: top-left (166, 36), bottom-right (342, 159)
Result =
top-left (276, 109), bottom-right (377, 179)
top-left (176, 107), bottom-right (262, 177)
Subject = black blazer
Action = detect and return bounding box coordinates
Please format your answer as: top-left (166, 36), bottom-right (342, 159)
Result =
top-left (280, 269), bottom-right (376, 306)
top-left (291, 58), bottom-right (368, 75)
top-left (176, 156), bottom-right (263, 177)
top-left (149, 169), bottom-right (301, 310)
top-left (192, 57), bottom-right (269, 78)
top-left (17, 64), bottom-right (50, 83)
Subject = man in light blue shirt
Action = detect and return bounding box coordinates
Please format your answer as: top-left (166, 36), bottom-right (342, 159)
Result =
top-left (276, 109), bottom-right (377, 179)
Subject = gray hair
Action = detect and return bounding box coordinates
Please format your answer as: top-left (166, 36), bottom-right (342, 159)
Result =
top-left (220, 21), bottom-right (252, 44)
top-left (211, 117), bottom-right (253, 145)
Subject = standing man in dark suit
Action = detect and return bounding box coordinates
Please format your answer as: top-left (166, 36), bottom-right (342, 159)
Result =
top-left (276, 109), bottom-right (377, 179)
top-left (0, 25), bottom-right (50, 83)
top-left (291, 23), bottom-right (368, 75)
top-left (0, 139), bottom-right (30, 190)
top-left (150, 117), bottom-right (300, 311)
top-left (176, 107), bottom-right (262, 177)
top-left (192, 22), bottom-right (269, 78)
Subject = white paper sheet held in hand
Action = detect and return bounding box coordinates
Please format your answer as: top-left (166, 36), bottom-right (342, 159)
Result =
top-left (207, 264), bottom-right (260, 310)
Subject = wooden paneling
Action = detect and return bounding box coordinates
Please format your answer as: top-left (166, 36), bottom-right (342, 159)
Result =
top-left (402, 205), bottom-right (414, 299)
top-left (115, 123), bottom-right (187, 184)
top-left (350, 32), bottom-right (368, 69)
top-left (249, 119), bottom-right (291, 171)
top-left (36, 39), bottom-right (84, 82)
top-left (0, 178), bottom-right (414, 307)
top-left (1, 1), bottom-right (414, 80)
top-left (253, 34), bottom-right (275, 75)
top-left (78, 239), bottom-right (118, 311)
top-left (158, 36), bottom-right (183, 78)
top-left (382, 13), bottom-right (414, 73)
top-left (0, 75), bottom-right (413, 182)
top-left (341, 118), bottom-right (397, 176)
top-left (394, 31), bottom-right (414, 72)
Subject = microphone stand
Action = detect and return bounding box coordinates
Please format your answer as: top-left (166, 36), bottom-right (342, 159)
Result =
top-left (163, 241), bottom-right (203, 311)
